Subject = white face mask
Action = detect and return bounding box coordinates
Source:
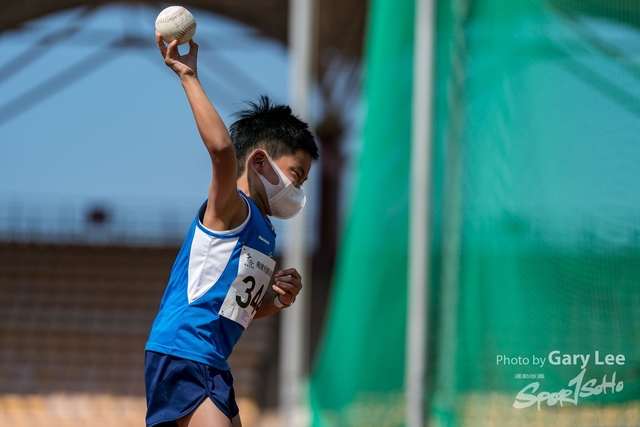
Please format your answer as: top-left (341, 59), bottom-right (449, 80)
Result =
top-left (254, 154), bottom-right (306, 219)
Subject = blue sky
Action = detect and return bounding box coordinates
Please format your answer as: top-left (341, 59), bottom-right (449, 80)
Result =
top-left (0, 4), bottom-right (321, 243)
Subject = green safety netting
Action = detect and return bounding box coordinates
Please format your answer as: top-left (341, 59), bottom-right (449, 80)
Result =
top-left (309, 0), bottom-right (640, 426)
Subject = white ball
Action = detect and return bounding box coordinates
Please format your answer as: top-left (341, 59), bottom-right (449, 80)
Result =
top-left (155, 6), bottom-right (197, 45)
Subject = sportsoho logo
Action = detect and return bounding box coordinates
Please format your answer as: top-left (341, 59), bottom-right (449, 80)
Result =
top-left (495, 350), bottom-right (626, 410)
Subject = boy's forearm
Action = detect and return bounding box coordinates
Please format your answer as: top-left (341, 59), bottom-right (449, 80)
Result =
top-left (254, 293), bottom-right (284, 319)
top-left (180, 75), bottom-right (233, 154)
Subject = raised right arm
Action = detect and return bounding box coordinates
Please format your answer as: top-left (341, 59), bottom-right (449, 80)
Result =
top-left (157, 34), bottom-right (245, 230)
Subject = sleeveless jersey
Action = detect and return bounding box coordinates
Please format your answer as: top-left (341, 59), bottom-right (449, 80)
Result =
top-left (145, 191), bottom-right (277, 370)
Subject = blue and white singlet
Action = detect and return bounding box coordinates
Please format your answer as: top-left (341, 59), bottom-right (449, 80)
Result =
top-left (145, 191), bottom-right (277, 370)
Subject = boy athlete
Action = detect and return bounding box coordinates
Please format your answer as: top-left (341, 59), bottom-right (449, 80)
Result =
top-left (144, 34), bottom-right (319, 427)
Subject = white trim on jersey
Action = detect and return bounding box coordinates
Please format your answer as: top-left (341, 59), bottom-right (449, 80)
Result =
top-left (187, 199), bottom-right (251, 304)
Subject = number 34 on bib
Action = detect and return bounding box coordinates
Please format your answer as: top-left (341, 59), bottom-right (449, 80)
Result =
top-left (219, 245), bottom-right (276, 329)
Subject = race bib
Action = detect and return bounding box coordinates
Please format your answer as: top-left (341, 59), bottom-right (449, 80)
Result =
top-left (219, 245), bottom-right (276, 329)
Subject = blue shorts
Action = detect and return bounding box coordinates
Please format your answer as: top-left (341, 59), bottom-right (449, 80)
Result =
top-left (144, 351), bottom-right (239, 427)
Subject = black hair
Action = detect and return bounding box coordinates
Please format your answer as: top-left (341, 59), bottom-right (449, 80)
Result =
top-left (230, 95), bottom-right (319, 176)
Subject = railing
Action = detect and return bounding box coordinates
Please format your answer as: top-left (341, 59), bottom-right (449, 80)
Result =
top-left (0, 194), bottom-right (319, 250)
top-left (0, 195), bottom-right (199, 247)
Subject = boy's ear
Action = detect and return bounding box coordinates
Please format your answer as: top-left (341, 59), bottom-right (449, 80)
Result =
top-left (248, 149), bottom-right (268, 173)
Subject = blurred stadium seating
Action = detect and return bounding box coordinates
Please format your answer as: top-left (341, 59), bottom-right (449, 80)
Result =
top-left (0, 241), bottom-right (281, 426)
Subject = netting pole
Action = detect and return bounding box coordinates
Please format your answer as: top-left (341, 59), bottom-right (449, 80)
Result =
top-left (281, 0), bottom-right (317, 426)
top-left (405, 0), bottom-right (435, 426)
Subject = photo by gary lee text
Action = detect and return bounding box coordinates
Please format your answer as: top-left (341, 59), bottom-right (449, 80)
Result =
top-left (496, 350), bottom-right (625, 369)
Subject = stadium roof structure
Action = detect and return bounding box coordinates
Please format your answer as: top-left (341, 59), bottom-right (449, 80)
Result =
top-left (0, 0), bottom-right (368, 65)
top-left (1, 0), bottom-right (638, 96)
top-left (0, 0), bottom-right (367, 173)
top-left (2, 0), bottom-right (638, 122)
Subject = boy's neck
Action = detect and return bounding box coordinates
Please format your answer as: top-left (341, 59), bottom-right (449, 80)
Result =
top-left (237, 176), bottom-right (269, 217)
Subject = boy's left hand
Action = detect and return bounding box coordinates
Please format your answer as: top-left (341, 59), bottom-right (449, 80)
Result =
top-left (273, 268), bottom-right (302, 306)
